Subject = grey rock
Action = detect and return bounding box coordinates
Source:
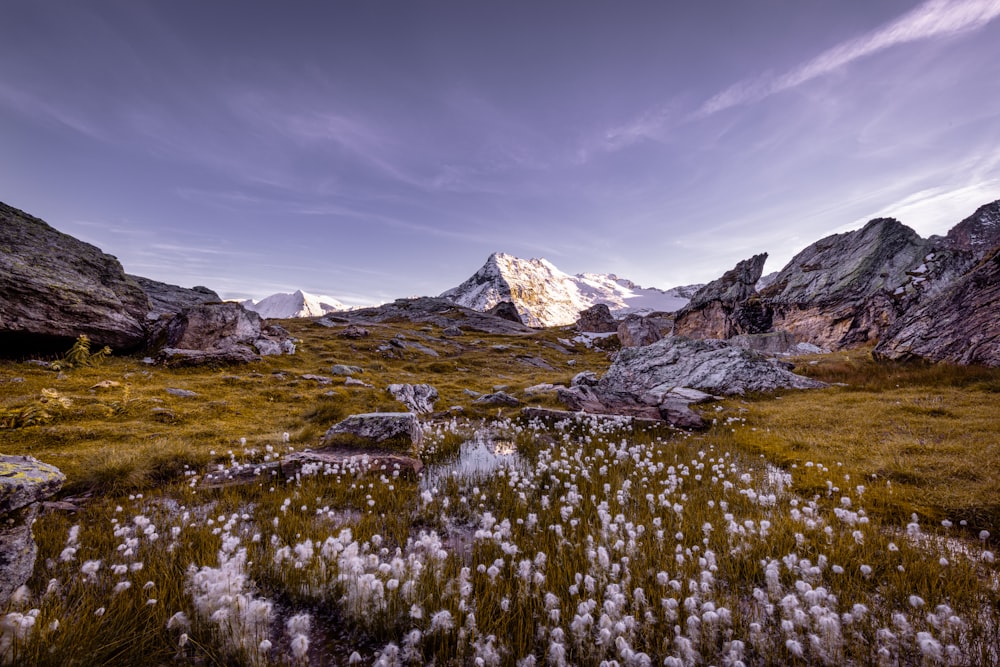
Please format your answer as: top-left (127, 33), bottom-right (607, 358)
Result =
top-left (387, 383), bottom-right (439, 413)
top-left (334, 297), bottom-right (532, 335)
top-left (338, 325), bottom-right (370, 339)
top-left (320, 412), bottom-right (423, 452)
top-left (617, 313), bottom-right (665, 348)
top-left (727, 331), bottom-right (830, 356)
top-left (344, 377), bottom-right (372, 387)
top-left (0, 201), bottom-right (149, 355)
top-left (442, 326), bottom-right (464, 337)
top-left (674, 253), bottom-right (770, 340)
top-left (165, 388), bottom-right (198, 398)
top-left (0, 455), bottom-right (64, 604)
top-left (390, 338), bottom-right (440, 357)
top-left (558, 337), bottom-right (823, 427)
top-left (873, 245), bottom-right (1000, 366)
top-left (761, 218), bottom-right (928, 349)
top-left (474, 391), bottom-right (520, 407)
top-left (524, 383), bottom-right (559, 396)
top-left (575, 304), bottom-right (618, 333)
top-left (301, 374), bottom-right (333, 385)
top-left (571, 371), bottom-right (600, 387)
top-left (516, 355), bottom-right (554, 370)
top-left (487, 301), bottom-right (525, 325)
top-left (331, 364), bottom-right (364, 376)
top-left (129, 275), bottom-right (219, 319)
top-left (149, 302), bottom-right (295, 366)
top-left (463, 389), bottom-right (482, 398)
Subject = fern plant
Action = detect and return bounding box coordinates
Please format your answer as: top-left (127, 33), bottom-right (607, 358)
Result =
top-left (51, 335), bottom-right (112, 371)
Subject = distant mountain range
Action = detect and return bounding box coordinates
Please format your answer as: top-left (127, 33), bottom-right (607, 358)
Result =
top-left (440, 252), bottom-right (701, 327)
top-left (241, 290), bottom-right (346, 319)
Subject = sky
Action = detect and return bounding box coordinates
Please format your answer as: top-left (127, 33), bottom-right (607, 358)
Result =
top-left (2, 1), bottom-right (999, 305)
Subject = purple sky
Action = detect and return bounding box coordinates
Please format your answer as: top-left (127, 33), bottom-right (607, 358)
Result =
top-left (2, 1), bottom-right (999, 304)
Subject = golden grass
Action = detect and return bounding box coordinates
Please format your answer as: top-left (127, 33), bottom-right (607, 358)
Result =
top-left (711, 349), bottom-right (1000, 533)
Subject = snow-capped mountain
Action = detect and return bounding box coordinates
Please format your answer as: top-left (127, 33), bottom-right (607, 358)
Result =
top-left (242, 290), bottom-right (346, 319)
top-left (440, 252), bottom-right (699, 327)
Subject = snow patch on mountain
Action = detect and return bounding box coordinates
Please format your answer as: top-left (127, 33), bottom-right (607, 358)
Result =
top-left (440, 252), bottom-right (698, 327)
top-left (242, 290), bottom-right (347, 319)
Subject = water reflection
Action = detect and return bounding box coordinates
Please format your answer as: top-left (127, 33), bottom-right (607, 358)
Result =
top-left (421, 430), bottom-right (524, 488)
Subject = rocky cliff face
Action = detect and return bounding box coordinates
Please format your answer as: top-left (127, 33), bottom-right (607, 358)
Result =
top-left (673, 253), bottom-right (769, 339)
top-left (0, 202), bottom-right (150, 355)
top-left (874, 245), bottom-right (1000, 367)
top-left (130, 275), bottom-right (220, 319)
top-left (759, 218), bottom-right (928, 349)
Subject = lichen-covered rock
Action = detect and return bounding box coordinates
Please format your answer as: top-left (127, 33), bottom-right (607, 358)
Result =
top-left (873, 246), bottom-right (1000, 366)
top-left (575, 304), bottom-right (618, 333)
top-left (674, 253), bottom-right (769, 340)
top-left (0, 201), bottom-right (150, 356)
top-left (129, 275), bottom-right (220, 319)
top-left (1, 455), bottom-right (65, 604)
top-left (149, 302), bottom-right (295, 366)
top-left (388, 383), bottom-right (439, 414)
top-left (761, 218), bottom-right (927, 349)
top-left (320, 413), bottom-right (423, 452)
top-left (558, 336), bottom-right (823, 427)
top-left (473, 391), bottom-right (521, 407)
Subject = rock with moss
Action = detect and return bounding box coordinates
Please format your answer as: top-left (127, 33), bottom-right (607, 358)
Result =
top-left (0, 201), bottom-right (150, 356)
top-left (0, 455), bottom-right (65, 604)
top-left (320, 413), bottom-right (423, 453)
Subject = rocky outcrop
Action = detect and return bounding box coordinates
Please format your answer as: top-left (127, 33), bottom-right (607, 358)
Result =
top-left (129, 275), bottom-right (219, 319)
top-left (149, 302), bottom-right (296, 366)
top-left (873, 246), bottom-right (1000, 366)
top-left (321, 413), bottom-right (423, 453)
top-left (617, 313), bottom-right (669, 348)
top-left (557, 336), bottom-right (825, 426)
top-left (474, 391), bottom-right (521, 407)
top-left (322, 297), bottom-right (533, 335)
top-left (674, 253), bottom-right (770, 340)
top-left (486, 301), bottom-right (525, 325)
top-left (0, 455), bottom-right (65, 604)
top-left (761, 218), bottom-right (927, 349)
top-left (728, 331), bottom-right (828, 357)
top-left (0, 202), bottom-right (150, 355)
top-left (388, 383), bottom-right (439, 414)
top-left (575, 304), bottom-right (618, 333)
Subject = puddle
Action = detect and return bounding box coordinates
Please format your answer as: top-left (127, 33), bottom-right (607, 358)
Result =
top-left (420, 429), bottom-right (525, 489)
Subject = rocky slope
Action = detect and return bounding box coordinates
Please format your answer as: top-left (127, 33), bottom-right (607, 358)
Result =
top-left (674, 253), bottom-right (770, 340)
top-left (441, 252), bottom-right (697, 327)
top-left (0, 201), bottom-right (150, 355)
top-left (874, 245), bottom-right (1000, 366)
top-left (242, 290), bottom-right (346, 319)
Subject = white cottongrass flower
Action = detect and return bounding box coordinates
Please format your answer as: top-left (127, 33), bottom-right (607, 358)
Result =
top-left (429, 609), bottom-right (454, 633)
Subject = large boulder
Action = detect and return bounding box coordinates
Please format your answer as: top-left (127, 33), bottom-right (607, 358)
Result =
top-left (0, 455), bottom-right (65, 604)
top-left (320, 413), bottom-right (423, 453)
top-left (557, 336), bottom-right (825, 426)
top-left (760, 218), bottom-right (928, 349)
top-left (674, 253), bottom-right (770, 340)
top-left (617, 313), bottom-right (666, 348)
top-left (575, 304), bottom-right (618, 333)
top-left (873, 246), bottom-right (1000, 366)
top-left (150, 302), bottom-right (295, 366)
top-left (129, 275), bottom-right (220, 319)
top-left (0, 202), bottom-right (150, 355)
top-left (487, 301), bottom-right (525, 325)
top-left (321, 297), bottom-right (533, 335)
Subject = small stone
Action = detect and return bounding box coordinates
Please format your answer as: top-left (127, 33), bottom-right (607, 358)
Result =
top-left (474, 391), bottom-right (520, 407)
top-left (331, 364), bottom-right (364, 376)
top-left (166, 388), bottom-right (198, 398)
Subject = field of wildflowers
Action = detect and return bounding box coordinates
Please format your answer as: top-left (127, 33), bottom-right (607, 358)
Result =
top-left (4, 413), bottom-right (997, 665)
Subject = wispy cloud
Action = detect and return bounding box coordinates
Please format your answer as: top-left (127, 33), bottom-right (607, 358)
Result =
top-left (701, 0), bottom-right (1000, 115)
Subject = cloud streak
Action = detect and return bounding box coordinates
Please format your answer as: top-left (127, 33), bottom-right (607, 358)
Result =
top-left (701, 0), bottom-right (1000, 115)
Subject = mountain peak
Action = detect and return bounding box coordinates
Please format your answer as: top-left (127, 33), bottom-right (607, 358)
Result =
top-left (441, 253), bottom-right (695, 326)
top-left (244, 290), bottom-right (346, 319)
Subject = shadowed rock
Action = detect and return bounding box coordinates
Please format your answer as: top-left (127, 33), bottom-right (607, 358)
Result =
top-left (575, 304), bottom-right (618, 333)
top-left (474, 391), bottom-right (521, 407)
top-left (674, 253), bottom-right (769, 340)
top-left (487, 301), bottom-right (525, 325)
top-left (874, 246), bottom-right (1000, 366)
top-left (617, 313), bottom-right (666, 348)
top-left (129, 275), bottom-right (220, 319)
top-left (1, 455), bottom-right (65, 604)
top-left (0, 201), bottom-right (149, 356)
